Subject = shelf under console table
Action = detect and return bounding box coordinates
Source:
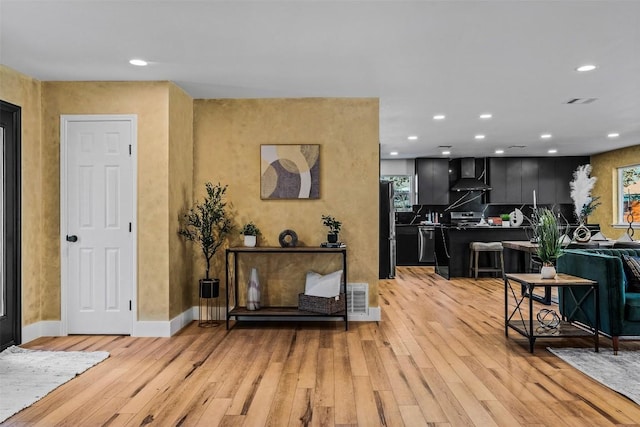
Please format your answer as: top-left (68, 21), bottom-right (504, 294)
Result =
top-left (225, 246), bottom-right (348, 330)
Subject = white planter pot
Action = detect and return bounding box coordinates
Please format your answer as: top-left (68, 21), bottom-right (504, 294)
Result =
top-left (244, 235), bottom-right (257, 247)
top-left (540, 265), bottom-right (556, 279)
top-left (502, 221), bottom-right (510, 227)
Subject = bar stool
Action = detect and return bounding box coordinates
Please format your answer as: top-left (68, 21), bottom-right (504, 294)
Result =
top-left (469, 241), bottom-right (504, 279)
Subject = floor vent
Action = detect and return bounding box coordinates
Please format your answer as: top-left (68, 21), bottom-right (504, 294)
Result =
top-left (347, 283), bottom-right (368, 315)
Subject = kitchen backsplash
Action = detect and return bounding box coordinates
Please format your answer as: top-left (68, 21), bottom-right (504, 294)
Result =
top-left (398, 203), bottom-right (579, 225)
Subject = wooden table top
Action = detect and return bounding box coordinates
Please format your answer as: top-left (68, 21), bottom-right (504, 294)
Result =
top-left (502, 240), bottom-right (615, 253)
top-left (502, 240), bottom-right (539, 253)
top-left (505, 273), bottom-right (596, 286)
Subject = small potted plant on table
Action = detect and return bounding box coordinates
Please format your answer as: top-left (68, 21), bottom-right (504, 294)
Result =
top-left (240, 222), bottom-right (261, 247)
top-left (322, 214), bottom-right (342, 243)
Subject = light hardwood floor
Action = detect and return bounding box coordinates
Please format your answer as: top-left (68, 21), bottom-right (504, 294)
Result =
top-left (6, 267), bottom-right (640, 426)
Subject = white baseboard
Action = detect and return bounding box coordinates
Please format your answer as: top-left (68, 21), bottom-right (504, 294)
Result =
top-left (20, 305), bottom-right (378, 343)
top-left (21, 321), bottom-right (63, 345)
top-left (133, 306), bottom-right (198, 337)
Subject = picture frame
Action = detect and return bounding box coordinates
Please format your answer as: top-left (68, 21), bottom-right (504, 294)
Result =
top-left (260, 144), bottom-right (320, 199)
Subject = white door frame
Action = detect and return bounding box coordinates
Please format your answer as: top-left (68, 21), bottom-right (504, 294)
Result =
top-left (60, 114), bottom-right (138, 335)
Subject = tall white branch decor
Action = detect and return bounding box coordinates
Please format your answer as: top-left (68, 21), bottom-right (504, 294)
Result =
top-left (570, 164), bottom-right (600, 242)
top-left (570, 164), bottom-right (597, 221)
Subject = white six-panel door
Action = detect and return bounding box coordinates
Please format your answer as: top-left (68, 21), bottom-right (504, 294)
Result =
top-left (61, 115), bottom-right (136, 334)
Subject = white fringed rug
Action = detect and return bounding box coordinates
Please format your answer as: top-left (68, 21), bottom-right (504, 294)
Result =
top-left (0, 345), bottom-right (109, 422)
top-left (548, 347), bottom-right (640, 405)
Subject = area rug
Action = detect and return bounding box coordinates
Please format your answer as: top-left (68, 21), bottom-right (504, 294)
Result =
top-left (548, 347), bottom-right (640, 405)
top-left (0, 345), bottom-right (110, 422)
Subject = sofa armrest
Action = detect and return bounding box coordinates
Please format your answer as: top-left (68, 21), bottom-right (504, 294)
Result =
top-left (557, 249), bottom-right (626, 335)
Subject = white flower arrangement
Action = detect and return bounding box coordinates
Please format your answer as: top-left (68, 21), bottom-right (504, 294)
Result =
top-left (570, 164), bottom-right (601, 223)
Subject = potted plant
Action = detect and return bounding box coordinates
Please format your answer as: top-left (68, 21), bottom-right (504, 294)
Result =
top-left (322, 214), bottom-right (342, 243)
top-left (500, 213), bottom-right (511, 227)
top-left (178, 182), bottom-right (233, 302)
top-left (240, 222), bottom-right (261, 247)
top-left (531, 208), bottom-right (565, 279)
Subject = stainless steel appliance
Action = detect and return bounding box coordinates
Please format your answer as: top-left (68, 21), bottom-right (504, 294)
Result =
top-left (449, 211), bottom-right (483, 227)
top-left (379, 181), bottom-right (396, 278)
top-left (418, 226), bottom-right (435, 263)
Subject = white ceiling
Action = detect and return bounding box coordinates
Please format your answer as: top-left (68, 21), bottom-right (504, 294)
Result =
top-left (1, 0), bottom-right (639, 160)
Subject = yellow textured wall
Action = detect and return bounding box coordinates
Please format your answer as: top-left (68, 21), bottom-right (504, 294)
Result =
top-left (168, 84), bottom-right (194, 318)
top-left (591, 145), bottom-right (640, 239)
top-left (41, 81), bottom-right (171, 321)
top-left (0, 65), bottom-right (43, 326)
top-left (193, 98), bottom-right (380, 306)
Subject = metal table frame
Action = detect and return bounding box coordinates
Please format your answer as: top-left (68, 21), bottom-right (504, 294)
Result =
top-left (505, 273), bottom-right (599, 353)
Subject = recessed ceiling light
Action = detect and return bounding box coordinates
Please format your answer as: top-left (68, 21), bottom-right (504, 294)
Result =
top-left (479, 113), bottom-right (492, 119)
top-left (548, 149), bottom-right (558, 154)
top-left (442, 150), bottom-right (451, 155)
top-left (129, 59), bottom-right (148, 66)
top-left (390, 151), bottom-right (399, 156)
top-left (495, 149), bottom-right (504, 154)
top-left (433, 114), bottom-right (446, 120)
top-left (540, 134), bottom-right (552, 139)
top-left (407, 136), bottom-right (418, 140)
top-left (576, 64), bottom-right (597, 72)
top-left (474, 134), bottom-right (485, 140)
top-left (608, 133), bottom-right (620, 138)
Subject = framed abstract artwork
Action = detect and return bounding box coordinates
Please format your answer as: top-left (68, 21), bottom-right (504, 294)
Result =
top-left (261, 144), bottom-right (320, 199)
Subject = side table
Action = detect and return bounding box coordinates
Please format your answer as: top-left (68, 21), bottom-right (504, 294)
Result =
top-left (504, 273), bottom-right (599, 353)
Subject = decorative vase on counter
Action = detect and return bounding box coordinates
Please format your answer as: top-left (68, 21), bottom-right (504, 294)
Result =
top-left (247, 268), bottom-right (261, 310)
top-left (540, 265), bottom-right (556, 279)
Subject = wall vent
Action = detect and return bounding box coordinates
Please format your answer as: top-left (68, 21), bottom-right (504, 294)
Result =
top-left (347, 283), bottom-right (368, 315)
top-left (566, 98), bottom-right (598, 104)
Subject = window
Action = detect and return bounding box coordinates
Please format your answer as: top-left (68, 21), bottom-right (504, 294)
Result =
top-left (618, 164), bottom-right (640, 225)
top-left (381, 175), bottom-right (413, 211)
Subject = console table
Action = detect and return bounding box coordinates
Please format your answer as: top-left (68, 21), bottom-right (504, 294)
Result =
top-left (225, 246), bottom-right (348, 330)
top-left (505, 273), bottom-right (599, 353)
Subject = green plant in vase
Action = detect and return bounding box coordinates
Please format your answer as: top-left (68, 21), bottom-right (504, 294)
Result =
top-left (321, 214), bottom-right (342, 243)
top-left (240, 221), bottom-right (261, 247)
top-left (531, 208), bottom-right (566, 278)
top-left (178, 182), bottom-right (233, 306)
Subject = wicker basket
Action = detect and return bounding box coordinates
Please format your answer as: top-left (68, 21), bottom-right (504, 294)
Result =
top-left (298, 293), bottom-right (346, 314)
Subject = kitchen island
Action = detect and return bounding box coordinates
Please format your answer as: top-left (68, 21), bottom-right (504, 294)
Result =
top-left (435, 225), bottom-right (531, 279)
top-left (435, 224), bottom-right (601, 279)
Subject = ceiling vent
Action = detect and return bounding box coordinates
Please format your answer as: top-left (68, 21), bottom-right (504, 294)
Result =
top-left (508, 145), bottom-right (527, 149)
top-left (566, 98), bottom-right (598, 104)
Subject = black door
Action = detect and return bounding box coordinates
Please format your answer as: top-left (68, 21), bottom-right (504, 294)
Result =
top-left (0, 100), bottom-right (21, 351)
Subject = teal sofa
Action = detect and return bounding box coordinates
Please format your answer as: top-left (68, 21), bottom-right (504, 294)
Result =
top-left (556, 248), bottom-right (640, 353)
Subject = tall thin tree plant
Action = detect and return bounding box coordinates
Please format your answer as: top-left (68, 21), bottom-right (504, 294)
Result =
top-left (179, 182), bottom-right (233, 279)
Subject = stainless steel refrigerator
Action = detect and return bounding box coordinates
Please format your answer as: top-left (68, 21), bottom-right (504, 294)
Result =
top-left (379, 181), bottom-right (396, 278)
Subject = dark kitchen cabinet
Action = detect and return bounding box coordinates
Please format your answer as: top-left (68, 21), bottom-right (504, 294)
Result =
top-left (396, 226), bottom-right (419, 265)
top-left (556, 157), bottom-right (589, 203)
top-left (537, 158), bottom-right (557, 204)
top-left (488, 156), bottom-right (589, 204)
top-left (416, 158), bottom-right (449, 205)
top-left (520, 158), bottom-right (538, 203)
top-left (489, 158), bottom-right (508, 202)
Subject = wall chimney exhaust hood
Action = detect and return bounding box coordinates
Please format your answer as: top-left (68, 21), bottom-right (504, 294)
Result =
top-left (450, 158), bottom-right (491, 192)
